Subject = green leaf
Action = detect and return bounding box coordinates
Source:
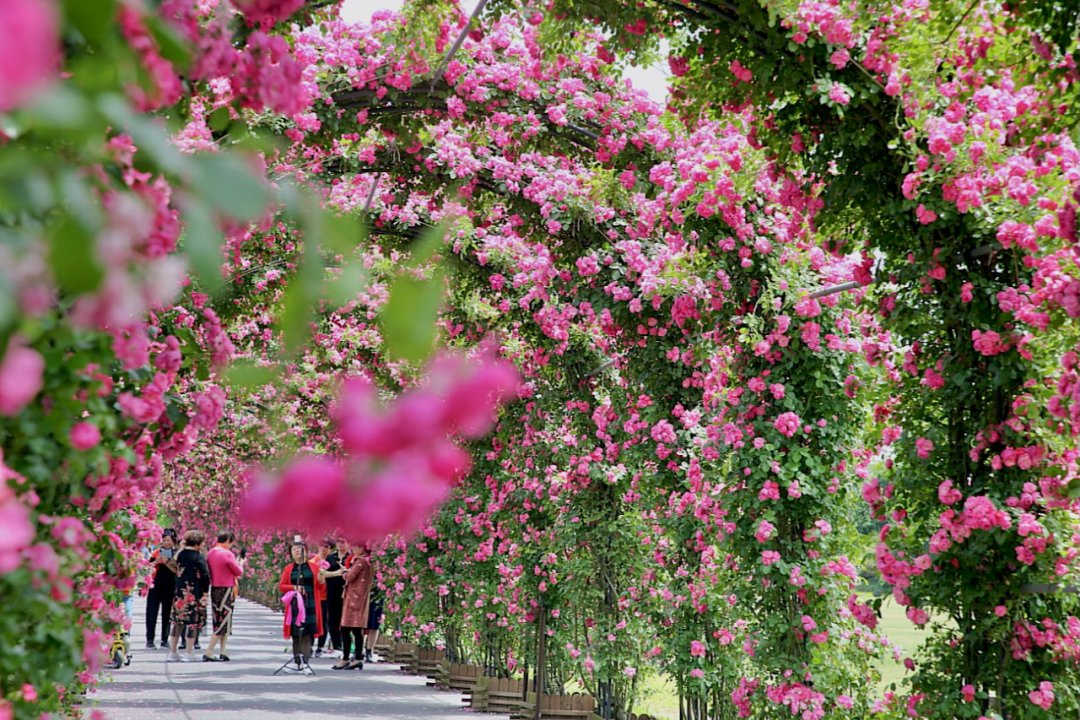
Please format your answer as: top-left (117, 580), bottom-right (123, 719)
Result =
top-left (25, 86), bottom-right (93, 131)
top-left (146, 15), bottom-right (192, 72)
top-left (324, 261), bottom-right (369, 306)
top-left (180, 200), bottom-right (224, 288)
top-left (323, 212), bottom-right (368, 256)
top-left (192, 153), bottom-right (269, 222)
top-left (277, 274), bottom-right (317, 354)
top-left (408, 223), bottom-right (447, 266)
top-left (208, 106), bottom-right (232, 133)
top-left (98, 95), bottom-right (188, 176)
top-left (224, 361), bottom-right (279, 389)
top-left (47, 215), bottom-right (104, 295)
top-left (380, 265), bottom-right (445, 364)
top-left (62, 0), bottom-right (119, 46)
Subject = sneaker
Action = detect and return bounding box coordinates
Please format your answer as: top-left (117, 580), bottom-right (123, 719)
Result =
top-left (301, 666), bottom-right (314, 676)
top-left (146, 642), bottom-right (156, 650)
top-left (194, 642), bottom-right (201, 650)
top-left (166, 653), bottom-right (181, 662)
top-left (365, 649), bottom-right (373, 663)
top-left (179, 655), bottom-right (193, 663)
top-left (314, 648), bottom-right (323, 657)
top-left (160, 641), bottom-right (170, 649)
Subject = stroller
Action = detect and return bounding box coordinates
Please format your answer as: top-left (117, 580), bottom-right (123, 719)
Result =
top-left (109, 630), bottom-right (132, 669)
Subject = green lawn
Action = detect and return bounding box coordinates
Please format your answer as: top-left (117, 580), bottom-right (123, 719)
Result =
top-left (870, 594), bottom-right (932, 690)
top-left (630, 598), bottom-right (931, 719)
top-left (635, 672), bottom-right (680, 720)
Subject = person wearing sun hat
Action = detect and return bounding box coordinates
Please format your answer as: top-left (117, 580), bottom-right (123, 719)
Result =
top-left (278, 536), bottom-right (326, 674)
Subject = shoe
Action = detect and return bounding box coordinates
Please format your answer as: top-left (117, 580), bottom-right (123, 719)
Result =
top-left (332, 661), bottom-right (350, 670)
top-left (219, 655), bottom-right (230, 662)
top-left (202, 655), bottom-right (219, 662)
top-left (301, 666), bottom-right (314, 676)
top-left (346, 659), bottom-right (364, 670)
top-left (179, 655), bottom-right (193, 663)
top-left (146, 642), bottom-right (156, 650)
top-left (160, 641), bottom-right (170, 649)
top-left (314, 648), bottom-right (323, 657)
top-left (166, 653), bottom-right (181, 662)
top-left (194, 642), bottom-right (201, 650)
top-left (365, 649), bottom-right (373, 663)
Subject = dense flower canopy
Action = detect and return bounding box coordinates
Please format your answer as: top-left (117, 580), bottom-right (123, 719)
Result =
top-left (0, 0), bottom-right (1078, 718)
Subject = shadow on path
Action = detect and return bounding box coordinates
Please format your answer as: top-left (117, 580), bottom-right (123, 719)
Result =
top-left (89, 597), bottom-right (502, 720)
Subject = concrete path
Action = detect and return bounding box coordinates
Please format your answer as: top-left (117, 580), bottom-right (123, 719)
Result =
top-left (90, 597), bottom-right (500, 720)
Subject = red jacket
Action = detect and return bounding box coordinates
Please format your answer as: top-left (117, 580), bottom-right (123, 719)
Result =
top-left (278, 560), bottom-right (326, 638)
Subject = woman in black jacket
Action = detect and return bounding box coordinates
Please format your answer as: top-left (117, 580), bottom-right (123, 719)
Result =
top-left (167, 530), bottom-right (210, 662)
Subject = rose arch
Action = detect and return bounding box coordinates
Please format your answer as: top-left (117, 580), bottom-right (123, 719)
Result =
top-left (0, 1), bottom-right (1078, 719)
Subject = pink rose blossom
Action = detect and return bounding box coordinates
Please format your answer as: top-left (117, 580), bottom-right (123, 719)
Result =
top-left (773, 412), bottom-right (801, 437)
top-left (915, 437), bottom-right (934, 459)
top-left (0, 0), bottom-right (58, 111)
top-left (1029, 681), bottom-right (1054, 710)
top-left (0, 340), bottom-right (44, 416)
top-left (0, 484), bottom-right (33, 574)
top-left (231, 0), bottom-right (304, 26)
top-left (70, 422), bottom-right (102, 451)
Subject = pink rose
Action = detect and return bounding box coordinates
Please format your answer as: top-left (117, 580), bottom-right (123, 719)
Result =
top-left (690, 640), bottom-right (706, 657)
top-left (0, 340), bottom-right (44, 416)
top-left (915, 437), bottom-right (934, 459)
top-left (773, 412), bottom-right (801, 437)
top-left (230, 0), bottom-right (304, 26)
top-left (70, 422), bottom-right (101, 451)
top-left (1029, 681), bottom-right (1054, 710)
top-left (0, 485), bottom-right (33, 574)
top-left (0, 0), bottom-right (59, 111)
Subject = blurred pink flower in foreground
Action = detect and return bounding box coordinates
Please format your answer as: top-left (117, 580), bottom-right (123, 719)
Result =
top-left (70, 422), bottom-right (102, 451)
top-left (0, 340), bottom-right (44, 416)
top-left (243, 350), bottom-right (519, 541)
top-left (0, 0), bottom-right (59, 111)
top-left (0, 456), bottom-right (33, 574)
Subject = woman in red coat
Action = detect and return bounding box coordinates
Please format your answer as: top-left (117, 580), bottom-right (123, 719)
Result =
top-left (278, 541), bottom-right (326, 673)
top-left (332, 541), bottom-right (373, 670)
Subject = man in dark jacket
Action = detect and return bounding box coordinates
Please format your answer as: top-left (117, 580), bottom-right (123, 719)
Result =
top-left (315, 538), bottom-right (344, 657)
top-left (145, 528), bottom-right (178, 649)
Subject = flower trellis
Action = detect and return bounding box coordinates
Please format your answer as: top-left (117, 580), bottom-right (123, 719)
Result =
top-left (0, 1), bottom-right (1078, 719)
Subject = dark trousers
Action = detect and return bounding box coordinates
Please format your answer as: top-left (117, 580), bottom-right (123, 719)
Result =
top-left (291, 631), bottom-right (314, 663)
top-left (146, 585), bottom-right (175, 644)
top-left (341, 627), bottom-right (365, 661)
top-left (317, 593), bottom-right (344, 650)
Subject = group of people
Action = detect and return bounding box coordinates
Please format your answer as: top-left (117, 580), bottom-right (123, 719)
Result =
top-left (279, 536), bottom-right (383, 674)
top-left (145, 528), bottom-right (245, 663)
top-left (143, 529), bottom-right (383, 675)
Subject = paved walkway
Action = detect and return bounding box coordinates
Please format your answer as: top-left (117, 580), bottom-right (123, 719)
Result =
top-left (90, 597), bottom-right (498, 720)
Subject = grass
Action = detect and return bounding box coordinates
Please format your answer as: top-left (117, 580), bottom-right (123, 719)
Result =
top-left (635, 672), bottom-right (680, 720)
top-left (628, 598), bottom-right (932, 719)
top-left (867, 593), bottom-right (933, 690)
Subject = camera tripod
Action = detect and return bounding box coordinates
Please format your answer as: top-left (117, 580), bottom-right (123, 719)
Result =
top-left (272, 649), bottom-right (316, 677)
top-left (273, 595), bottom-right (316, 676)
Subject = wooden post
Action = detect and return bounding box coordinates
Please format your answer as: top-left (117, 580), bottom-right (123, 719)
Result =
top-left (535, 609), bottom-right (547, 720)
